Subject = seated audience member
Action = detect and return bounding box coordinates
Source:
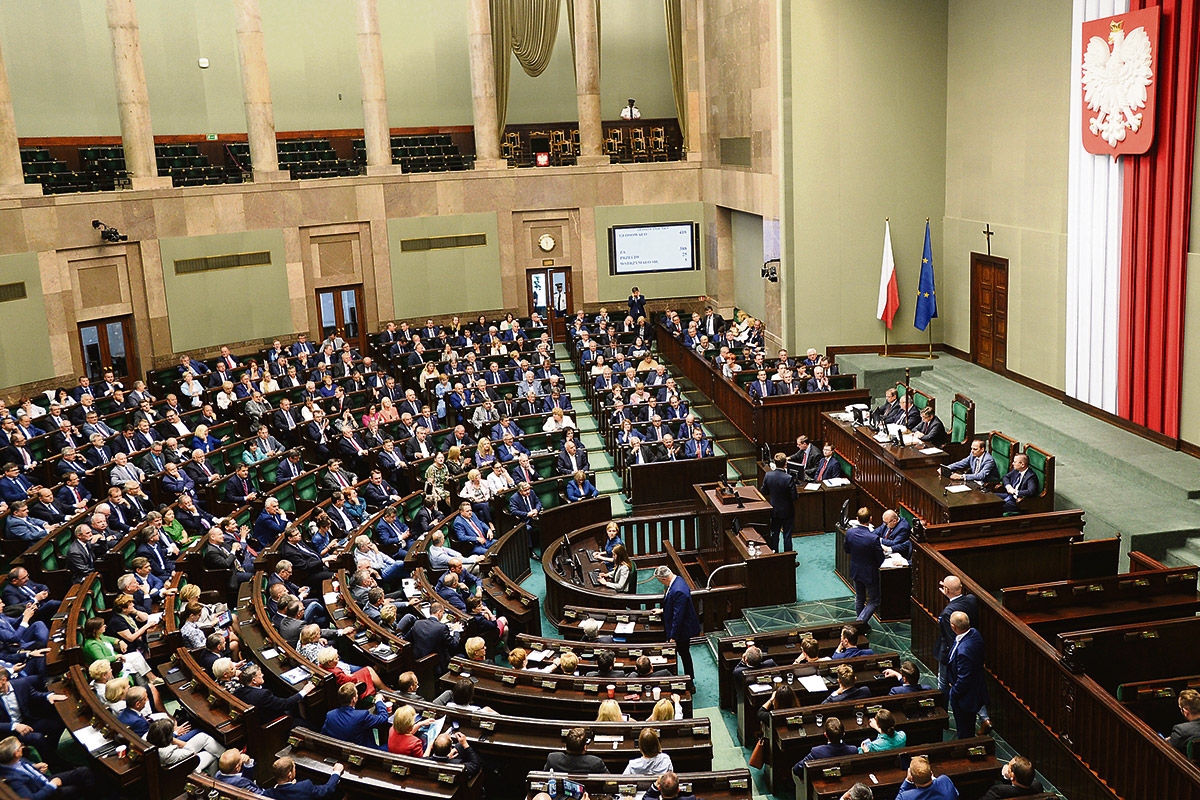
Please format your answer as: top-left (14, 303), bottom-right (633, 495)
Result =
top-left (214, 748), bottom-right (262, 795)
top-left (645, 771), bottom-right (694, 800)
top-left (321, 683), bottom-right (391, 749)
top-left (624, 727), bottom-right (673, 775)
top-left (1168, 688), bottom-right (1200, 754)
top-left (822, 664), bottom-right (870, 704)
top-left (732, 645), bottom-right (776, 683)
top-left (231, 663), bottom-right (313, 727)
top-left (979, 756), bottom-right (1044, 800)
top-left (565, 470), bottom-right (599, 502)
top-left (545, 727), bottom-right (609, 773)
top-left (913, 406), bottom-right (948, 447)
top-left (427, 729), bottom-right (482, 781)
top-left (265, 755), bottom-right (343, 800)
top-left (791, 636), bottom-right (824, 664)
top-left (0, 734), bottom-right (101, 800)
top-left (895, 755), bottom-right (959, 800)
top-left (885, 661), bottom-right (932, 695)
top-left (143, 714), bottom-right (223, 775)
top-left (408, 602), bottom-right (459, 670)
top-left (793, 716), bottom-right (858, 772)
top-left (944, 439), bottom-right (999, 484)
top-left (387, 704), bottom-right (434, 756)
top-left (874, 509), bottom-right (913, 560)
top-left (813, 443), bottom-right (843, 481)
top-left (859, 708), bottom-right (907, 752)
top-left (830, 625), bottom-right (874, 660)
top-left (995, 453), bottom-right (1040, 513)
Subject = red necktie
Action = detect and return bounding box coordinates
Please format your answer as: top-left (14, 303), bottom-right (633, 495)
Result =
top-left (818, 460), bottom-right (829, 480)
top-left (337, 472), bottom-right (348, 488)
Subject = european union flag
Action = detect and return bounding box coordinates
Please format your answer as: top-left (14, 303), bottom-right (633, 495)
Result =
top-left (914, 221), bottom-right (938, 331)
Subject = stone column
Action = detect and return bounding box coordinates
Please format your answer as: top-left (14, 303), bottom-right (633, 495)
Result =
top-left (682, 0), bottom-right (704, 161)
top-left (572, 0), bottom-right (606, 166)
top-left (234, 0), bottom-right (289, 182)
top-left (104, 0), bottom-right (170, 189)
top-left (0, 41), bottom-right (40, 198)
top-left (356, 0), bottom-right (400, 175)
top-left (467, 0), bottom-right (507, 170)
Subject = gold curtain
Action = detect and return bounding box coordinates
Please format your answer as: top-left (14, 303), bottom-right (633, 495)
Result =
top-left (567, 0), bottom-right (601, 81)
top-left (664, 0), bottom-right (687, 148)
top-left (490, 0), bottom-right (511, 138)
top-left (511, 0), bottom-right (562, 77)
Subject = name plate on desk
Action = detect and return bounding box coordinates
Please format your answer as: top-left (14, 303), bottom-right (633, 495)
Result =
top-left (967, 746), bottom-right (987, 758)
top-left (520, 596), bottom-right (532, 607)
top-left (649, 614), bottom-right (662, 623)
top-left (616, 614), bottom-right (630, 623)
top-left (822, 767), bottom-right (842, 778)
top-left (729, 778), bottom-right (749, 790)
top-left (663, 647), bottom-right (675, 656)
top-left (628, 684), bottom-right (642, 694)
top-left (629, 649), bottom-right (643, 657)
top-left (541, 680), bottom-right (558, 691)
top-left (564, 609), bottom-right (578, 619)
top-left (449, 662), bottom-right (462, 673)
top-left (670, 682), bottom-right (686, 692)
top-left (786, 715), bottom-right (803, 727)
top-left (561, 728), bottom-right (572, 738)
top-left (437, 772), bottom-right (457, 784)
top-left (390, 764), bottom-right (408, 777)
top-left (583, 683), bottom-right (600, 693)
top-left (479, 720), bottom-right (495, 731)
top-left (731, 640), bottom-right (746, 649)
top-left (919, 697), bottom-right (935, 708)
top-left (347, 755), bottom-right (364, 767)
top-left (594, 734), bottom-right (623, 743)
top-left (692, 724), bottom-right (709, 736)
top-left (501, 674), bottom-right (517, 685)
top-left (877, 659), bottom-right (893, 669)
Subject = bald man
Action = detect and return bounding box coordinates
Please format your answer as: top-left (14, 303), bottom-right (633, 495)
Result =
top-left (934, 576), bottom-right (978, 693)
top-left (947, 610), bottom-right (989, 738)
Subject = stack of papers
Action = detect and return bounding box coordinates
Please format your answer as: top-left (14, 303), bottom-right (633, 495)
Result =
top-left (823, 477), bottom-right (851, 487)
top-left (614, 622), bottom-right (635, 634)
top-left (798, 674), bottom-right (829, 692)
top-left (946, 484), bottom-right (972, 494)
top-left (804, 482), bottom-right (822, 491)
top-left (920, 447), bottom-right (945, 455)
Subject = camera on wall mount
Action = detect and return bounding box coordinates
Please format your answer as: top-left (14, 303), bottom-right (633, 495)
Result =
top-left (92, 219), bottom-right (128, 243)
top-left (762, 259), bottom-right (779, 283)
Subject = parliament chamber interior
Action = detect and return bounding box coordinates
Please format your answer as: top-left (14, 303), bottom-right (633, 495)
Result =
top-left (0, 1), bottom-right (1198, 800)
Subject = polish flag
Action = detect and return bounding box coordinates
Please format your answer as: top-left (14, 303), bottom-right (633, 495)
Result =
top-left (876, 220), bottom-right (900, 329)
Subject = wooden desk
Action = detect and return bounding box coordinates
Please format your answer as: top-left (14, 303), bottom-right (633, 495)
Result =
top-left (525, 770), bottom-right (753, 800)
top-left (832, 527), bottom-right (912, 622)
top-left (735, 653), bottom-right (903, 746)
top-left (513, 633), bottom-right (678, 673)
top-left (558, 606), bottom-right (665, 643)
top-left (715, 622), bottom-right (869, 710)
top-left (626, 456), bottom-right (729, 509)
top-left (482, 566), bottom-right (541, 637)
top-left (822, 412), bottom-right (1005, 524)
top-left (755, 460), bottom-right (856, 535)
top-left (439, 657), bottom-right (692, 721)
top-left (281, 726), bottom-right (478, 800)
top-left (765, 689), bottom-right (948, 795)
top-left (383, 693), bottom-right (713, 779)
top-left (802, 735), bottom-right (998, 800)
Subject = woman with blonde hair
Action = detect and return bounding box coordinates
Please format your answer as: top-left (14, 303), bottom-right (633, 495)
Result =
top-left (316, 646), bottom-right (391, 695)
top-left (378, 396), bottom-right (400, 423)
top-left (445, 445), bottom-right (470, 479)
top-left (596, 698), bottom-right (624, 722)
top-left (388, 704), bottom-right (434, 756)
top-left (177, 583), bottom-right (230, 628)
top-left (460, 468), bottom-right (493, 519)
top-left (646, 693), bottom-right (684, 721)
top-left (554, 651), bottom-right (580, 676)
top-left (542, 406), bottom-right (575, 432)
top-left (473, 438), bottom-right (496, 469)
top-left (507, 647), bottom-right (529, 670)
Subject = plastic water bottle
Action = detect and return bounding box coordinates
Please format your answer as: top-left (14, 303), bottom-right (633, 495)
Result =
top-left (548, 768), bottom-right (557, 798)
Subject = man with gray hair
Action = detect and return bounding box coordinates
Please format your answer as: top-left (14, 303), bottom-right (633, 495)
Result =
top-left (654, 566), bottom-right (701, 680)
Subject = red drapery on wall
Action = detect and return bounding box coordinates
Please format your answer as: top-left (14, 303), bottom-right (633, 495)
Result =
top-left (1117, 0), bottom-right (1200, 439)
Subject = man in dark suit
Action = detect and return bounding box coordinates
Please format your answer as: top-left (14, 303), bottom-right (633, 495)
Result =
top-left (1169, 689), bottom-right (1200, 754)
top-left (913, 406), bottom-right (948, 447)
top-left (700, 307), bottom-right (724, 338)
top-left (654, 566), bottom-right (701, 680)
top-left (995, 453), bottom-right (1039, 512)
top-left (843, 508), bottom-right (883, 622)
top-left (2, 568), bottom-right (60, 623)
top-left (788, 435), bottom-right (820, 481)
top-left (555, 440), bottom-right (590, 476)
top-left (875, 388), bottom-right (903, 424)
top-left (760, 454), bottom-right (797, 552)
top-left (321, 684), bottom-right (390, 748)
top-left (792, 717), bottom-right (858, 774)
top-left (979, 756), bottom-right (1045, 800)
top-left (747, 370), bottom-right (774, 400)
top-left (681, 429), bottom-right (713, 459)
top-left (874, 509), bottom-right (913, 560)
top-left (626, 437), bottom-right (657, 466)
top-left (266, 755), bottom-right (342, 800)
top-left (0, 464), bottom-right (35, 505)
top-left (899, 396), bottom-right (921, 430)
top-left (945, 439), bottom-right (999, 484)
top-left (805, 366), bottom-right (834, 393)
top-left (813, 443), bottom-right (843, 482)
top-left (407, 602), bottom-right (458, 670)
top-left (947, 610), bottom-right (989, 738)
top-left (277, 526), bottom-right (335, 594)
top-left (404, 427), bottom-right (434, 463)
top-left (230, 663), bottom-right (314, 729)
top-left (0, 735), bottom-right (97, 799)
top-left (54, 472), bottom-right (90, 517)
top-left (274, 450), bottom-right (306, 485)
top-left (0, 669), bottom-right (67, 761)
top-left (361, 470), bottom-right (399, 510)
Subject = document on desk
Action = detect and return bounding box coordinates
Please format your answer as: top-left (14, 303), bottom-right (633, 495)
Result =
top-left (945, 484), bottom-right (972, 494)
top-left (798, 674), bottom-right (829, 692)
top-left (323, 592), bottom-right (339, 605)
top-left (73, 725), bottom-right (111, 753)
top-left (749, 683), bottom-right (773, 694)
top-left (823, 478), bottom-right (851, 487)
top-left (281, 666), bottom-right (312, 684)
top-left (614, 621), bottom-right (636, 634)
top-left (920, 447), bottom-right (945, 455)
top-left (804, 482), bottom-right (822, 491)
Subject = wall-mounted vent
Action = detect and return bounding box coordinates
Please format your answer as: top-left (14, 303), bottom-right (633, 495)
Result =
top-left (719, 137), bottom-right (753, 167)
top-left (0, 282), bottom-right (27, 302)
top-left (399, 233), bottom-right (487, 252)
top-left (174, 250), bottom-right (272, 275)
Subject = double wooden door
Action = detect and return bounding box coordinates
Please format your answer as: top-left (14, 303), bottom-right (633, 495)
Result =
top-left (970, 253), bottom-right (1008, 371)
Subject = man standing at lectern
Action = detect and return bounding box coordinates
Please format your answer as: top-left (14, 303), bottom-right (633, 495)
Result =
top-left (761, 454), bottom-right (797, 552)
top-left (655, 566), bottom-right (701, 682)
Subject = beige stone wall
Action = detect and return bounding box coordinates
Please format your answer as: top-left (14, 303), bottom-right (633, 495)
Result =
top-left (0, 161), bottom-right (703, 399)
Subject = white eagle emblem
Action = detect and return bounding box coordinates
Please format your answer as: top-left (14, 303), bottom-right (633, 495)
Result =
top-left (1082, 21), bottom-right (1154, 148)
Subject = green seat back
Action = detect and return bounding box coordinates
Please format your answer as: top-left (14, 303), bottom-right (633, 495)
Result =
top-left (1024, 447), bottom-right (1048, 494)
top-left (27, 437), bottom-right (47, 461)
top-left (830, 374), bottom-right (855, 391)
top-left (834, 452), bottom-right (852, 480)
top-left (257, 456), bottom-right (281, 486)
top-left (275, 485), bottom-right (297, 514)
top-left (535, 483), bottom-right (560, 509)
top-left (911, 391), bottom-right (929, 412)
top-left (896, 505), bottom-right (916, 526)
top-left (517, 417), bottom-right (541, 435)
top-left (296, 472), bottom-right (319, 502)
top-left (39, 548), bottom-right (58, 572)
top-left (951, 400), bottom-right (969, 444)
top-left (990, 433), bottom-right (1016, 475)
top-left (224, 442), bottom-right (246, 466)
top-left (894, 383), bottom-right (908, 399)
top-left (402, 493), bottom-right (424, 521)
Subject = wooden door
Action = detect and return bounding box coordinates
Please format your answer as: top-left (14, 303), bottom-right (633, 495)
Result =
top-left (530, 268), bottom-right (573, 341)
top-left (78, 316), bottom-right (138, 384)
top-left (316, 285), bottom-right (366, 354)
top-left (970, 253), bottom-right (1008, 371)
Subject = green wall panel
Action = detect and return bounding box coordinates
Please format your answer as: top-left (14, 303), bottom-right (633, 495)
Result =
top-left (159, 230), bottom-right (291, 352)
top-left (732, 210), bottom-right (765, 322)
top-left (0, 253), bottom-right (53, 388)
top-left (387, 213), bottom-right (503, 319)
